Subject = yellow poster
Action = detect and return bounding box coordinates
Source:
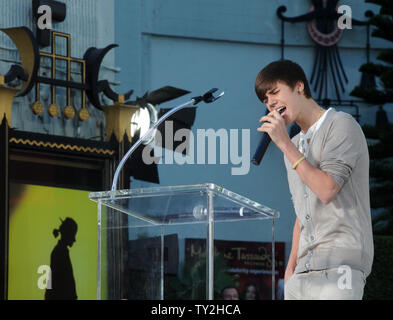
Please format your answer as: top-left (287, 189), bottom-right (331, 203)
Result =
top-left (8, 183), bottom-right (97, 300)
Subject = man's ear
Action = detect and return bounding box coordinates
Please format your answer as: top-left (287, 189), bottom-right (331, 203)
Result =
top-left (296, 81), bottom-right (305, 95)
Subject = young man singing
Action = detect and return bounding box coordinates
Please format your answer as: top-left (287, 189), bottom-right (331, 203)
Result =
top-left (255, 60), bottom-right (373, 300)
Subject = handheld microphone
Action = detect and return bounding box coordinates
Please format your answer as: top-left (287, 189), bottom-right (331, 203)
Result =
top-left (251, 107), bottom-right (285, 166)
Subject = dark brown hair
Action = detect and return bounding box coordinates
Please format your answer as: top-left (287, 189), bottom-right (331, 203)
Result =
top-left (255, 60), bottom-right (312, 103)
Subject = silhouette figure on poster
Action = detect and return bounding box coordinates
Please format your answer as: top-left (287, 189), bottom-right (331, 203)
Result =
top-left (45, 217), bottom-right (78, 300)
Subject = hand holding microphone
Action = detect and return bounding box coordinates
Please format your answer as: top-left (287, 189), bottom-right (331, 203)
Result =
top-left (252, 107), bottom-right (287, 165)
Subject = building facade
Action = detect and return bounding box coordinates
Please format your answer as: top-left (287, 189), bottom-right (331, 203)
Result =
top-left (0, 0), bottom-right (390, 300)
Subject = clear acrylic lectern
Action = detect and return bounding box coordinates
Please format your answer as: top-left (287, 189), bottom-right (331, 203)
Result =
top-left (89, 183), bottom-right (279, 300)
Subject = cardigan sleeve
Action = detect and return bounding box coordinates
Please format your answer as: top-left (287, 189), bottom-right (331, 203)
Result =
top-left (319, 113), bottom-right (366, 188)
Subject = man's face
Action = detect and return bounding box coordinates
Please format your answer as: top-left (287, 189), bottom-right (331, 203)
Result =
top-left (222, 288), bottom-right (239, 300)
top-left (263, 80), bottom-right (302, 126)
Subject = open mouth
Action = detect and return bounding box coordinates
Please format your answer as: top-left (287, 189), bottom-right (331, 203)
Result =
top-left (277, 106), bottom-right (286, 114)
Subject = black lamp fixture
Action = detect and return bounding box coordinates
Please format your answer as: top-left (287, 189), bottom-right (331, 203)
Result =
top-left (124, 86), bottom-right (192, 184)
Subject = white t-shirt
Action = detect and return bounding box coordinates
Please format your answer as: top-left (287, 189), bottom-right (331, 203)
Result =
top-left (298, 107), bottom-right (332, 156)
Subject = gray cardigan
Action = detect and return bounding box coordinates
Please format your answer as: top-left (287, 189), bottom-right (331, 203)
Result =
top-left (284, 109), bottom-right (374, 276)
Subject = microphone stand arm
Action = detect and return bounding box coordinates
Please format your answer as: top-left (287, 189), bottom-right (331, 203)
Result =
top-left (111, 88), bottom-right (224, 192)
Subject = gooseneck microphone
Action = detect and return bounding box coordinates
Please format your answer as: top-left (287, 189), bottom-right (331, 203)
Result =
top-left (252, 107), bottom-right (285, 166)
top-left (110, 88), bottom-right (224, 192)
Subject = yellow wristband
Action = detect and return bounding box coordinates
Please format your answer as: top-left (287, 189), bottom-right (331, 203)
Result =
top-left (292, 156), bottom-right (305, 170)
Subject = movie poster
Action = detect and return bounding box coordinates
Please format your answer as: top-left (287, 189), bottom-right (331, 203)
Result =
top-left (8, 183), bottom-right (98, 300)
top-left (185, 238), bottom-right (285, 300)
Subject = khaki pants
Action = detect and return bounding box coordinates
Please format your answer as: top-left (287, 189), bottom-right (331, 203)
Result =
top-left (284, 267), bottom-right (366, 300)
